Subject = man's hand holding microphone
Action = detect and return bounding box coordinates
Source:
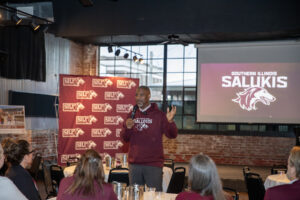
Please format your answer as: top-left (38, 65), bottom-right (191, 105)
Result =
top-left (126, 105), bottom-right (138, 129)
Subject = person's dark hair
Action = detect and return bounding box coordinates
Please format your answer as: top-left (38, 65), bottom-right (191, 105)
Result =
top-left (6, 139), bottom-right (30, 166)
top-left (188, 154), bottom-right (225, 200)
top-left (66, 149), bottom-right (104, 196)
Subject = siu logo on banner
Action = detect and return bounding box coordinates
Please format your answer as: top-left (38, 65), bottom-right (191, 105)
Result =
top-left (117, 80), bottom-right (136, 89)
top-left (116, 128), bottom-right (122, 137)
top-left (63, 103), bottom-right (85, 112)
top-left (104, 91), bottom-right (124, 100)
top-left (76, 115), bottom-right (97, 125)
top-left (75, 140), bottom-right (97, 150)
top-left (92, 103), bottom-right (113, 112)
top-left (103, 140), bottom-right (123, 150)
top-left (92, 78), bottom-right (113, 87)
top-left (232, 87), bottom-right (276, 111)
top-left (61, 153), bottom-right (81, 164)
top-left (91, 128), bottom-right (112, 137)
top-left (76, 90), bottom-right (98, 99)
top-left (104, 116), bottom-right (124, 125)
top-left (116, 104), bottom-right (134, 113)
top-left (62, 128), bottom-right (85, 137)
top-left (63, 77), bottom-right (85, 87)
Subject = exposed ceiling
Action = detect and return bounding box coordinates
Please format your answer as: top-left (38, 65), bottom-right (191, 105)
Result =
top-left (2, 0), bottom-right (300, 45)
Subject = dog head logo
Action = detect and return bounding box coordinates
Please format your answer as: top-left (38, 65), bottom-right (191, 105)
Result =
top-left (104, 91), bottom-right (125, 100)
top-left (75, 128), bottom-right (85, 136)
top-left (88, 140), bottom-right (97, 149)
top-left (232, 87), bottom-right (276, 111)
top-left (104, 116), bottom-right (124, 125)
top-left (62, 128), bottom-right (85, 137)
top-left (61, 153), bottom-right (81, 163)
top-left (116, 104), bottom-right (134, 113)
top-left (103, 140), bottom-right (123, 149)
top-left (92, 103), bottom-right (113, 112)
top-left (76, 90), bottom-right (98, 99)
top-left (91, 128), bottom-right (112, 137)
top-left (117, 80), bottom-right (137, 89)
top-left (63, 103), bottom-right (85, 112)
top-left (92, 78), bottom-right (113, 87)
top-left (63, 77), bottom-right (85, 87)
top-left (76, 115), bottom-right (98, 125)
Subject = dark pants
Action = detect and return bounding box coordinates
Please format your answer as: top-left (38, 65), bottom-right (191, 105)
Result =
top-left (129, 164), bottom-right (163, 191)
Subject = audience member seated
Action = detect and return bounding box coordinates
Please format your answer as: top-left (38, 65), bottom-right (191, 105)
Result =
top-left (264, 146), bottom-right (300, 200)
top-left (176, 154), bottom-right (229, 200)
top-left (5, 139), bottom-right (41, 200)
top-left (0, 140), bottom-right (28, 200)
top-left (57, 149), bottom-right (118, 200)
top-left (0, 137), bottom-right (13, 175)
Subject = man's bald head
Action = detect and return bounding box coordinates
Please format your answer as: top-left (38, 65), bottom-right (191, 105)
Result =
top-left (136, 86), bottom-right (151, 109)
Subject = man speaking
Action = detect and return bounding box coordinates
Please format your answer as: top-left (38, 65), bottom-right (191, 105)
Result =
top-left (121, 86), bottom-right (177, 191)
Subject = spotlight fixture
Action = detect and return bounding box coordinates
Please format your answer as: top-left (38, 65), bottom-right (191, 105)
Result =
top-left (31, 21), bottom-right (40, 31)
top-left (11, 14), bottom-right (22, 25)
top-left (133, 56), bottom-right (138, 63)
top-left (115, 49), bottom-right (121, 56)
top-left (40, 24), bottom-right (49, 33)
top-left (139, 58), bottom-right (144, 64)
top-left (108, 46), bottom-right (113, 53)
top-left (123, 53), bottom-right (129, 59)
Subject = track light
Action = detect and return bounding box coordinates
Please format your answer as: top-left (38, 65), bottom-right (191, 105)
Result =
top-left (11, 14), bottom-right (22, 25)
top-left (40, 24), bottom-right (49, 33)
top-left (139, 58), bottom-right (144, 64)
top-left (31, 21), bottom-right (40, 31)
top-left (133, 56), bottom-right (138, 63)
top-left (123, 53), bottom-right (129, 59)
top-left (108, 46), bottom-right (113, 53)
top-left (115, 49), bottom-right (121, 56)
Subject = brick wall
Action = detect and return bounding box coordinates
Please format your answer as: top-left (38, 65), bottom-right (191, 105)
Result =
top-left (0, 130), bottom-right (57, 161)
top-left (1, 131), bottom-right (294, 166)
top-left (163, 134), bottom-right (295, 166)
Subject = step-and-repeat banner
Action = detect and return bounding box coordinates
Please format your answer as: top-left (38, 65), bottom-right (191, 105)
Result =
top-left (58, 74), bottom-right (138, 165)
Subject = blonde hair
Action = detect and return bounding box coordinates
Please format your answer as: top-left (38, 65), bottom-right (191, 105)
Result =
top-left (188, 154), bottom-right (225, 200)
top-left (289, 146), bottom-right (300, 178)
top-left (66, 149), bottom-right (104, 196)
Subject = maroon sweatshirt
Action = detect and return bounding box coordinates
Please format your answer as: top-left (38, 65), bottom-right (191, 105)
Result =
top-left (121, 103), bottom-right (178, 168)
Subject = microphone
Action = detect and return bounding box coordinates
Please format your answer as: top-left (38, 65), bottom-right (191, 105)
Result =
top-left (131, 105), bottom-right (138, 119)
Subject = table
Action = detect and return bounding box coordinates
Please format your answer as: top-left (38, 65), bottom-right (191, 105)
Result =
top-left (264, 174), bottom-right (291, 190)
top-left (63, 165), bottom-right (173, 192)
top-left (47, 192), bottom-right (177, 200)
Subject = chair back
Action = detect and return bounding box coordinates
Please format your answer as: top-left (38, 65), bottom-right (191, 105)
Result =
top-left (42, 160), bottom-right (57, 198)
top-left (28, 152), bottom-right (42, 179)
top-left (271, 164), bottom-right (287, 174)
top-left (244, 172), bottom-right (265, 200)
top-left (50, 164), bottom-right (65, 194)
top-left (223, 187), bottom-right (239, 200)
top-left (167, 167), bottom-right (186, 193)
top-left (164, 159), bottom-right (174, 171)
top-left (242, 166), bottom-right (251, 177)
top-left (108, 167), bottom-right (129, 186)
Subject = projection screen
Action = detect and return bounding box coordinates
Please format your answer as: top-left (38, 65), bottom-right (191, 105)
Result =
top-left (196, 40), bottom-right (300, 124)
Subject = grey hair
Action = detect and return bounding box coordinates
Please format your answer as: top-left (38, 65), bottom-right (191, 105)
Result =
top-left (188, 154), bottom-right (225, 200)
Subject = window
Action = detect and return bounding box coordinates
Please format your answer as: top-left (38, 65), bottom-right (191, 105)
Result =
top-left (99, 44), bottom-right (197, 130)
